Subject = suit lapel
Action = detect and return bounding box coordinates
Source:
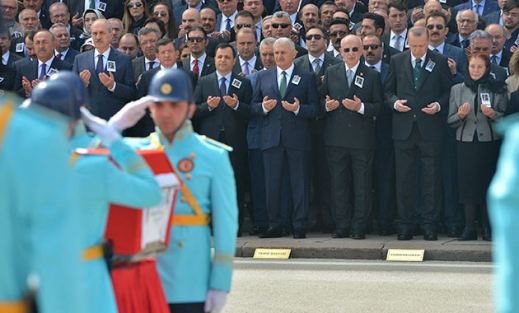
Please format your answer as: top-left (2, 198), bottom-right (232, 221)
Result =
top-left (417, 52), bottom-right (432, 92)
top-left (405, 52), bottom-right (415, 89)
top-left (346, 63), bottom-right (362, 99)
top-left (88, 50), bottom-right (100, 83)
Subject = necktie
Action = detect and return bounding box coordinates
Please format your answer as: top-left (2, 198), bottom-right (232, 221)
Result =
top-left (244, 61), bottom-right (250, 75)
top-left (89, 0), bottom-right (96, 9)
top-left (474, 4), bottom-right (481, 15)
top-left (491, 55), bottom-right (498, 64)
top-left (313, 58), bottom-right (321, 74)
top-left (193, 59), bottom-right (199, 77)
top-left (346, 69), bottom-right (353, 87)
top-left (279, 71), bottom-right (287, 98)
top-left (393, 35), bottom-right (401, 51)
top-left (433, 48), bottom-right (439, 53)
top-left (370, 65), bottom-right (377, 71)
top-left (413, 58), bottom-right (422, 89)
top-left (219, 77), bottom-right (226, 108)
top-left (148, 61), bottom-right (155, 71)
top-left (57, 53), bottom-right (63, 60)
top-left (96, 54), bottom-right (104, 75)
top-left (39, 63), bottom-right (47, 80)
top-left (226, 18), bottom-right (231, 32)
top-left (462, 39), bottom-right (469, 49)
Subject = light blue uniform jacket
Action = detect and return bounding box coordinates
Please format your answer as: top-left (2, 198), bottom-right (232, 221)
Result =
top-left (488, 115), bottom-right (519, 313)
top-left (126, 121), bottom-right (238, 304)
top-left (0, 100), bottom-right (83, 313)
top-left (70, 137), bottom-right (162, 313)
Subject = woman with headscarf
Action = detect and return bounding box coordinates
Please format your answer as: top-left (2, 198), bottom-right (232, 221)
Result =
top-left (447, 52), bottom-right (508, 241)
top-left (80, 9), bottom-right (104, 40)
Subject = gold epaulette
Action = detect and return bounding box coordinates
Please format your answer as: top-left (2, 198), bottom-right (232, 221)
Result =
top-left (200, 135), bottom-right (233, 152)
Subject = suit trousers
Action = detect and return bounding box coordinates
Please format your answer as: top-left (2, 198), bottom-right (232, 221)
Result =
top-left (169, 302), bottom-right (204, 313)
top-left (263, 143), bottom-right (309, 229)
top-left (326, 145), bottom-right (375, 232)
top-left (441, 134), bottom-right (464, 228)
top-left (394, 123), bottom-right (443, 231)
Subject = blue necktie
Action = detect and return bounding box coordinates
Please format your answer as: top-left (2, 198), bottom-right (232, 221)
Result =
top-left (225, 18), bottom-right (231, 32)
top-left (39, 63), bottom-right (46, 80)
top-left (219, 77), bottom-right (226, 108)
top-left (96, 54), bottom-right (104, 75)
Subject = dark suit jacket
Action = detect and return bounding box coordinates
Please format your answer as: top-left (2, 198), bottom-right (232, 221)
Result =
top-left (232, 56), bottom-right (263, 75)
top-left (251, 65), bottom-right (318, 151)
top-left (407, 5), bottom-right (459, 34)
top-left (182, 56), bottom-right (216, 77)
top-left (69, 27), bottom-right (84, 51)
top-left (193, 72), bottom-right (253, 153)
top-left (379, 62), bottom-right (389, 84)
top-left (320, 62), bottom-right (384, 149)
top-left (442, 43), bottom-right (466, 84)
top-left (6, 52), bottom-right (23, 69)
top-left (483, 10), bottom-right (501, 25)
top-left (506, 89), bottom-right (519, 116)
top-left (384, 50), bottom-right (453, 141)
top-left (0, 64), bottom-right (16, 91)
top-left (64, 0), bottom-right (124, 20)
top-left (62, 48), bottom-right (80, 65)
top-left (382, 43), bottom-right (401, 64)
top-left (293, 52), bottom-right (342, 102)
top-left (132, 56), bottom-right (152, 81)
top-left (173, 3), bottom-right (210, 26)
top-left (500, 49), bottom-right (512, 69)
top-left (39, 8), bottom-right (52, 30)
top-left (454, 0), bottom-right (500, 16)
top-left (491, 62), bottom-right (508, 81)
top-left (174, 36), bottom-right (219, 58)
top-left (13, 57), bottom-right (72, 97)
top-left (72, 48), bottom-right (136, 120)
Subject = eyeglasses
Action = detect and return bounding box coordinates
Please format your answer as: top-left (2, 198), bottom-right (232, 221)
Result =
top-left (153, 10), bottom-right (167, 17)
top-left (187, 37), bottom-right (205, 42)
top-left (271, 23), bottom-right (290, 29)
top-left (342, 47), bottom-right (359, 52)
top-left (363, 44), bottom-right (380, 50)
top-left (236, 23), bottom-right (252, 29)
top-left (503, 11), bottom-right (519, 17)
top-left (306, 34), bottom-right (323, 40)
top-left (127, 2), bottom-right (142, 8)
top-left (329, 30), bottom-right (347, 37)
top-left (458, 18), bottom-right (475, 24)
top-left (426, 24), bottom-right (445, 30)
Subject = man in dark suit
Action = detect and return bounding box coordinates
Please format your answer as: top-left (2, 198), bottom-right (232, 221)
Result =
top-left (132, 27), bottom-right (161, 81)
top-left (486, 23), bottom-right (512, 71)
top-left (193, 43), bottom-right (253, 236)
top-left (173, 0), bottom-right (209, 26)
top-left (22, 0), bottom-right (52, 30)
top-left (174, 9), bottom-right (219, 57)
top-left (426, 11), bottom-right (465, 237)
top-left (469, 29), bottom-right (508, 81)
top-left (386, 1), bottom-right (409, 52)
top-left (233, 28), bottom-right (262, 75)
top-left (251, 37), bottom-right (318, 239)
top-left (13, 29), bottom-right (72, 97)
top-left (362, 34), bottom-right (396, 236)
top-left (329, 18), bottom-right (350, 60)
top-left (454, 0), bottom-right (500, 17)
top-left (321, 34), bottom-right (384, 239)
top-left (271, 11), bottom-right (308, 57)
top-left (294, 24), bottom-right (341, 233)
top-left (360, 13), bottom-right (402, 64)
top-left (48, 2), bottom-right (83, 51)
top-left (214, 0), bottom-right (238, 41)
top-left (384, 26), bottom-right (453, 241)
top-left (182, 26), bottom-right (217, 77)
top-left (64, 0), bottom-right (124, 29)
top-left (130, 38), bottom-right (197, 136)
top-left (0, 30), bottom-right (22, 69)
top-left (49, 23), bottom-right (79, 65)
top-left (73, 19), bottom-right (136, 121)
top-left (449, 9), bottom-right (478, 48)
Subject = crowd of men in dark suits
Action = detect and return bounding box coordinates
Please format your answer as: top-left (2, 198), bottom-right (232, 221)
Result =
top-left (2, 0), bottom-right (518, 240)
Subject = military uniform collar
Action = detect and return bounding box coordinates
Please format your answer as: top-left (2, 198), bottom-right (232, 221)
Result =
top-left (154, 120), bottom-right (194, 147)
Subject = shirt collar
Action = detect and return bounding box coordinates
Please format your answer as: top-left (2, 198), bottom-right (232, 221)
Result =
top-left (216, 70), bottom-right (232, 82)
top-left (38, 55), bottom-right (55, 67)
top-left (55, 48), bottom-right (69, 56)
top-left (428, 42), bottom-right (445, 53)
top-left (192, 53), bottom-right (206, 64)
top-left (308, 53), bottom-right (325, 64)
top-left (345, 60), bottom-right (360, 73)
top-left (411, 52), bottom-right (426, 67)
top-left (365, 60), bottom-right (381, 72)
top-left (391, 28), bottom-right (407, 39)
top-left (240, 55), bottom-right (256, 66)
top-left (2, 51), bottom-right (9, 64)
top-left (94, 47), bottom-right (111, 59)
top-left (161, 63), bottom-right (178, 70)
top-left (277, 63), bottom-right (295, 78)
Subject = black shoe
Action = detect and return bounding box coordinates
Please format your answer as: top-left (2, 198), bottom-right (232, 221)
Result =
top-left (293, 228), bottom-right (306, 239)
top-left (379, 225), bottom-right (395, 236)
top-left (281, 226), bottom-right (292, 237)
top-left (397, 230), bottom-right (413, 240)
top-left (332, 228), bottom-right (350, 238)
top-left (458, 227), bottom-right (477, 241)
top-left (423, 229), bottom-right (438, 241)
top-left (482, 228), bottom-right (492, 241)
top-left (249, 226), bottom-right (267, 236)
top-left (447, 226), bottom-right (463, 238)
top-left (352, 231), bottom-right (365, 240)
top-left (258, 227), bottom-right (282, 238)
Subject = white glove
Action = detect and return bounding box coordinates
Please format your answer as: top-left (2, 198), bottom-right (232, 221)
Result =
top-left (108, 96), bottom-right (153, 131)
top-left (81, 107), bottom-right (121, 146)
top-left (204, 289), bottom-right (227, 313)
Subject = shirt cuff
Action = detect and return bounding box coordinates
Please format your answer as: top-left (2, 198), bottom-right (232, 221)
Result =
top-left (262, 103), bottom-right (268, 114)
top-left (325, 104), bottom-right (332, 112)
top-left (108, 82), bottom-right (116, 92)
top-left (232, 101), bottom-right (240, 111)
top-left (357, 102), bottom-right (365, 115)
top-left (435, 102), bottom-right (441, 112)
top-left (393, 100), bottom-right (399, 110)
top-left (294, 106), bottom-right (300, 115)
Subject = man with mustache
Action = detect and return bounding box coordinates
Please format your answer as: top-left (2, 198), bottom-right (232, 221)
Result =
top-left (298, 4), bottom-right (319, 49)
top-left (12, 29), bottom-right (71, 97)
top-left (328, 18), bottom-right (349, 60)
top-left (73, 19), bottom-right (136, 121)
top-left (49, 23), bottom-right (80, 65)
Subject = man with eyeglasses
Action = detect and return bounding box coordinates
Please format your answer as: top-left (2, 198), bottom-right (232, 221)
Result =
top-left (233, 28), bottom-right (262, 75)
top-left (294, 24), bottom-right (340, 234)
top-left (175, 8), bottom-right (219, 57)
top-left (109, 18), bottom-right (125, 50)
top-left (328, 18), bottom-right (349, 60)
top-left (320, 34), bottom-right (383, 240)
top-left (385, 26), bottom-right (453, 241)
top-left (182, 26), bottom-right (217, 78)
top-left (486, 23), bottom-right (511, 70)
top-left (49, 22), bottom-right (79, 65)
top-left (1, 0), bottom-right (23, 37)
top-left (73, 19), bottom-right (136, 121)
top-left (360, 12), bottom-right (401, 64)
top-left (49, 2), bottom-right (84, 51)
top-left (243, 0), bottom-right (264, 40)
top-left (270, 11), bottom-right (308, 57)
top-left (230, 10), bottom-right (256, 43)
top-left (501, 0), bottom-right (519, 51)
top-left (469, 29), bottom-right (508, 81)
top-left (133, 27), bottom-right (161, 81)
top-left (452, 9), bottom-right (478, 48)
top-left (119, 32), bottom-right (140, 59)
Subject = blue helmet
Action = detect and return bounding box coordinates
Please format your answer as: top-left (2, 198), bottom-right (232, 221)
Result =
top-left (149, 69), bottom-right (193, 103)
top-left (48, 70), bottom-right (89, 110)
top-left (30, 81), bottom-right (79, 120)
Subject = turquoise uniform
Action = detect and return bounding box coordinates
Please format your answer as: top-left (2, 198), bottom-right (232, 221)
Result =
top-left (71, 138), bottom-right (163, 313)
top-left (126, 121), bottom-right (238, 303)
top-left (0, 99), bottom-right (83, 313)
top-left (488, 116), bottom-right (519, 313)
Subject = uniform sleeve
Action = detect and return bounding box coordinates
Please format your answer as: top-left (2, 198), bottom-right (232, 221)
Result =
top-left (104, 139), bottom-right (162, 208)
top-left (209, 149), bottom-right (238, 292)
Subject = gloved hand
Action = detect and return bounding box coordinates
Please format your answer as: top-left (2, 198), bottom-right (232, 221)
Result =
top-left (108, 96), bottom-right (153, 131)
top-left (81, 107), bottom-right (121, 147)
top-left (204, 289), bottom-right (227, 313)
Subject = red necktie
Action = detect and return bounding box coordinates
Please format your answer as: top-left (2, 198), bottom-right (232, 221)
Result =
top-left (193, 59), bottom-right (199, 78)
top-left (57, 53), bottom-right (63, 60)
